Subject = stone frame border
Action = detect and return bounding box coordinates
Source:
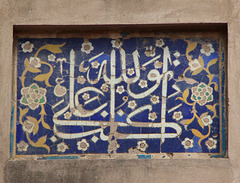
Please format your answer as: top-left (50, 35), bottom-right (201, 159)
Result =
top-left (11, 24), bottom-right (227, 159)
top-left (1, 1), bottom-right (239, 180)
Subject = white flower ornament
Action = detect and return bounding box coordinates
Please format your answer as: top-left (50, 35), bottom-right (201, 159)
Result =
top-left (200, 43), bottom-right (215, 56)
top-left (82, 93), bottom-right (90, 100)
top-left (81, 41), bottom-right (94, 54)
top-left (156, 39), bottom-right (164, 48)
top-left (148, 112), bottom-right (157, 121)
top-left (57, 142), bottom-right (69, 152)
top-left (205, 138), bottom-right (217, 149)
top-left (91, 61), bottom-right (100, 69)
top-left (64, 112), bottom-right (72, 119)
top-left (128, 100), bottom-right (137, 109)
top-left (21, 41), bottom-right (34, 53)
top-left (116, 85), bottom-right (125, 94)
top-left (138, 80), bottom-right (148, 88)
top-left (127, 68), bottom-right (135, 76)
top-left (48, 54), bottom-right (56, 62)
top-left (22, 120), bottom-right (35, 133)
top-left (29, 57), bottom-right (41, 68)
top-left (150, 95), bottom-right (160, 104)
top-left (77, 139), bottom-right (90, 151)
top-left (172, 111), bottom-right (183, 121)
top-left (188, 59), bottom-right (201, 71)
top-left (17, 141), bottom-right (29, 152)
top-left (20, 83), bottom-right (47, 110)
top-left (101, 83), bottom-right (109, 92)
top-left (137, 140), bottom-right (148, 152)
top-left (181, 138), bottom-right (194, 149)
top-left (111, 39), bottom-right (122, 49)
top-left (201, 115), bottom-right (213, 126)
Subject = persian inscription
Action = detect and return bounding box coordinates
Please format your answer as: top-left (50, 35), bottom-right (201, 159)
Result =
top-left (13, 35), bottom-right (226, 157)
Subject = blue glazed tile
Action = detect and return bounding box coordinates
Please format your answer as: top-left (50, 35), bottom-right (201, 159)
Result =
top-left (13, 35), bottom-right (226, 157)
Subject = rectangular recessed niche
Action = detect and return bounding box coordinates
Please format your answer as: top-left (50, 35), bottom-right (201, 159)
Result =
top-left (12, 25), bottom-right (227, 159)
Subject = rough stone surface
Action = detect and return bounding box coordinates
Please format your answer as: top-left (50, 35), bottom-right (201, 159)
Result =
top-left (3, 159), bottom-right (234, 183)
top-left (0, 0), bottom-right (240, 182)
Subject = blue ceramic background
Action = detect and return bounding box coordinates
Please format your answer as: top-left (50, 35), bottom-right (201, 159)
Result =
top-left (14, 36), bottom-right (224, 156)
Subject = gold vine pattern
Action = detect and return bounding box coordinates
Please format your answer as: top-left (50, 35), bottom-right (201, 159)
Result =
top-left (19, 43), bottom-right (66, 152)
top-left (177, 41), bottom-right (219, 146)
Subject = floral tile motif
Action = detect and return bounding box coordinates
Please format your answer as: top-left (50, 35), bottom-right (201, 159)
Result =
top-left (13, 35), bottom-right (226, 157)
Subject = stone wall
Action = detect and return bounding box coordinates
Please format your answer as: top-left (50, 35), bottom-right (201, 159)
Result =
top-left (1, 0), bottom-right (240, 182)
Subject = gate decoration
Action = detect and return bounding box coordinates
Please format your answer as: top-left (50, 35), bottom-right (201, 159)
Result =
top-left (13, 35), bottom-right (226, 157)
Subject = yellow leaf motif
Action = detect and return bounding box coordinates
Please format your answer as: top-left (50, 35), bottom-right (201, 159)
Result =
top-left (186, 41), bottom-right (198, 62)
top-left (40, 104), bottom-right (47, 115)
top-left (33, 61), bottom-right (53, 87)
top-left (42, 144), bottom-right (50, 153)
top-left (42, 120), bottom-right (51, 130)
top-left (43, 43), bottom-right (66, 53)
top-left (28, 68), bottom-right (41, 73)
top-left (185, 115), bottom-right (195, 125)
top-left (26, 116), bottom-right (38, 124)
top-left (191, 129), bottom-right (203, 138)
top-left (34, 43), bottom-right (66, 57)
top-left (34, 74), bottom-right (49, 81)
top-left (34, 73), bottom-right (52, 87)
top-left (206, 104), bottom-right (217, 119)
top-left (39, 105), bottom-right (51, 129)
top-left (192, 68), bottom-right (203, 75)
top-left (24, 58), bottom-right (29, 68)
top-left (182, 89), bottom-right (189, 101)
top-left (19, 107), bottom-right (29, 125)
top-left (198, 125), bottom-right (211, 147)
top-left (35, 135), bottom-right (47, 147)
top-left (207, 58), bottom-right (218, 70)
top-left (212, 82), bottom-right (218, 91)
top-left (26, 132), bottom-right (50, 153)
top-left (177, 89), bottom-right (194, 106)
top-left (35, 135), bottom-right (50, 152)
top-left (206, 104), bottom-right (215, 112)
top-left (198, 55), bottom-right (204, 67)
top-left (176, 97), bottom-right (184, 101)
top-left (207, 74), bottom-right (214, 84)
top-left (20, 107), bottom-right (29, 116)
top-left (184, 78), bottom-right (198, 84)
top-left (196, 114), bottom-right (204, 129)
top-left (33, 124), bottom-right (39, 135)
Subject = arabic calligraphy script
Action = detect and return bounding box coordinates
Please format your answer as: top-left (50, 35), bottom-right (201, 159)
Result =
top-left (16, 37), bottom-right (223, 156)
top-left (54, 45), bottom-right (181, 152)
